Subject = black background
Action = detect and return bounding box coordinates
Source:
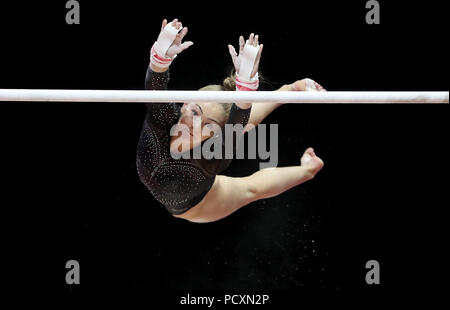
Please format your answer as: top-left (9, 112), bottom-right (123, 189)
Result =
top-left (0, 0), bottom-right (447, 307)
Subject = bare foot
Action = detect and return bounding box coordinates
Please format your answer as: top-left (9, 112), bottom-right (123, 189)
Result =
top-left (300, 147), bottom-right (324, 176)
top-left (290, 78), bottom-right (326, 92)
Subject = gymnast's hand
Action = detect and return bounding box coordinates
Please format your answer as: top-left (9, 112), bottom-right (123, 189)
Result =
top-left (150, 18), bottom-right (193, 71)
top-left (279, 79), bottom-right (326, 92)
top-left (163, 19), bottom-right (193, 58)
top-left (228, 33), bottom-right (263, 80)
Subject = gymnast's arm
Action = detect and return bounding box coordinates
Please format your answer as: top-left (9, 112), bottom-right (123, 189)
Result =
top-left (145, 18), bottom-right (193, 99)
top-left (146, 18), bottom-right (193, 84)
top-left (227, 33), bottom-right (274, 128)
top-left (227, 33), bottom-right (263, 110)
top-left (245, 85), bottom-right (289, 128)
top-left (145, 65), bottom-right (169, 90)
top-left (246, 81), bottom-right (326, 128)
top-left (227, 32), bottom-right (325, 127)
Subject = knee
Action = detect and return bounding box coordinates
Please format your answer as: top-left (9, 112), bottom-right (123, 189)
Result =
top-left (172, 206), bottom-right (197, 220)
top-left (172, 205), bottom-right (207, 223)
top-left (173, 212), bottom-right (212, 224)
top-left (173, 213), bottom-right (200, 223)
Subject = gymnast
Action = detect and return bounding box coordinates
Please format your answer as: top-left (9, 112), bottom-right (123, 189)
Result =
top-left (137, 18), bottom-right (325, 223)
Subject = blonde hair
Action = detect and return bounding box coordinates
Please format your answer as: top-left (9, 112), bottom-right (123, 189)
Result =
top-left (198, 73), bottom-right (237, 118)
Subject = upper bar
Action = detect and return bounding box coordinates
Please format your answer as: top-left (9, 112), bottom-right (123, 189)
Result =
top-left (0, 89), bottom-right (448, 104)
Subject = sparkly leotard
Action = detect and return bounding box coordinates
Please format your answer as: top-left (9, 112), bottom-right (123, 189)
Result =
top-left (136, 67), bottom-right (251, 215)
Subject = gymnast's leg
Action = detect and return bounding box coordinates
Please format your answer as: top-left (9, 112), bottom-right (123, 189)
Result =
top-left (174, 147), bottom-right (324, 223)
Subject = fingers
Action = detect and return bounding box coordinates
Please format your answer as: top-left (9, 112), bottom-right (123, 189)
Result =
top-left (179, 27), bottom-right (188, 40)
top-left (174, 27), bottom-right (188, 45)
top-left (161, 19), bottom-right (167, 31)
top-left (169, 18), bottom-right (182, 31)
top-left (228, 45), bottom-right (239, 69)
top-left (313, 81), bottom-right (326, 91)
top-left (247, 33), bottom-right (260, 46)
top-left (228, 44), bottom-right (237, 57)
top-left (239, 36), bottom-right (245, 54)
top-left (167, 40), bottom-right (193, 58)
top-left (179, 41), bottom-right (194, 52)
top-left (248, 33), bottom-right (254, 45)
top-left (250, 44), bottom-right (263, 79)
top-left (240, 33), bottom-right (260, 51)
top-left (235, 33), bottom-right (262, 78)
top-left (317, 83), bottom-right (327, 92)
top-left (255, 44), bottom-right (263, 62)
top-left (162, 18), bottom-right (181, 31)
top-left (289, 79), bottom-right (326, 92)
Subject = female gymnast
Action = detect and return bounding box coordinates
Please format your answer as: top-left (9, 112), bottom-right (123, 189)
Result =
top-left (137, 18), bottom-right (325, 223)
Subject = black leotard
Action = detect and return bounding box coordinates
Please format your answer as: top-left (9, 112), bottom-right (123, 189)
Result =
top-left (136, 67), bottom-right (251, 215)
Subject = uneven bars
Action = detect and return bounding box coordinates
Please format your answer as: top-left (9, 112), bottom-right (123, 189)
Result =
top-left (0, 89), bottom-right (448, 104)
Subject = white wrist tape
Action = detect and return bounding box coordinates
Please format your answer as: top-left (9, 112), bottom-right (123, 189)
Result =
top-left (235, 72), bottom-right (259, 91)
top-left (238, 40), bottom-right (260, 80)
top-left (150, 44), bottom-right (176, 68)
top-left (153, 22), bottom-right (182, 58)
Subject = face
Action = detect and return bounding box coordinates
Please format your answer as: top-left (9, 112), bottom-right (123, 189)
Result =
top-left (170, 102), bottom-right (226, 154)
